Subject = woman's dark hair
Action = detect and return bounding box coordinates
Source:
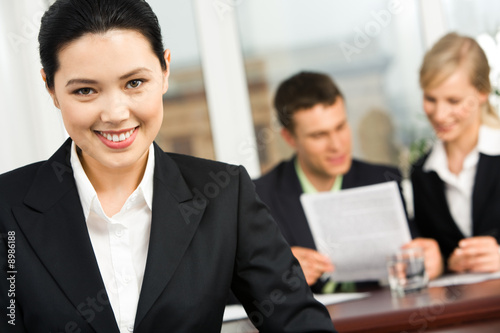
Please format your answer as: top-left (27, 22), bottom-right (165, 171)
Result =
top-left (274, 71), bottom-right (344, 132)
top-left (39, 0), bottom-right (166, 89)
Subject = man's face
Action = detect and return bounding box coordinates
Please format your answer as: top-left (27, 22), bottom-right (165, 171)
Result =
top-left (283, 98), bottom-right (352, 181)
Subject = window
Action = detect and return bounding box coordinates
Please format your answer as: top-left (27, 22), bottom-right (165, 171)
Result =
top-left (236, 0), bottom-right (429, 173)
top-left (148, 0), bottom-right (215, 160)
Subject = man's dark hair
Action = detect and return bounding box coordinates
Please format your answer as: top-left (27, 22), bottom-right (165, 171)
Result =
top-left (39, 0), bottom-right (166, 89)
top-left (274, 71), bottom-right (344, 132)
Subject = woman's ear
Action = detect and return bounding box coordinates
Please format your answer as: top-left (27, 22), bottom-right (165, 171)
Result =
top-left (478, 91), bottom-right (488, 104)
top-left (162, 49), bottom-right (171, 94)
top-left (40, 68), bottom-right (60, 109)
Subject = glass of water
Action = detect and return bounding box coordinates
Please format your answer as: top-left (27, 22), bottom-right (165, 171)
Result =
top-left (387, 247), bottom-right (428, 297)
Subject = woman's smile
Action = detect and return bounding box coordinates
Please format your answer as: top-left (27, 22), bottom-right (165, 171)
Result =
top-left (96, 126), bottom-right (139, 149)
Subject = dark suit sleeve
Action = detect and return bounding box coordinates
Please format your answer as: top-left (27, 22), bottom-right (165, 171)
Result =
top-left (231, 166), bottom-right (336, 333)
top-left (409, 166), bottom-right (425, 240)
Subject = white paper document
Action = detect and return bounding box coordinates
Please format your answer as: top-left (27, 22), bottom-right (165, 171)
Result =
top-left (300, 181), bottom-right (411, 281)
top-left (429, 271), bottom-right (500, 288)
top-left (222, 293), bottom-right (370, 322)
top-left (313, 292), bottom-right (370, 305)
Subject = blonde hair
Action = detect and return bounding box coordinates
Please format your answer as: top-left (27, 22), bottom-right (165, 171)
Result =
top-left (419, 32), bottom-right (500, 128)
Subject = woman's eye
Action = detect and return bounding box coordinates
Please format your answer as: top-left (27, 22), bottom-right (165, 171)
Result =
top-left (75, 88), bottom-right (94, 95)
top-left (423, 95), bottom-right (435, 103)
top-left (127, 79), bottom-right (143, 89)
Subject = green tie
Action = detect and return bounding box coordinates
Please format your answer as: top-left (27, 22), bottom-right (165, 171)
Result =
top-left (322, 280), bottom-right (337, 294)
top-left (339, 281), bottom-right (357, 293)
top-left (322, 280), bottom-right (356, 293)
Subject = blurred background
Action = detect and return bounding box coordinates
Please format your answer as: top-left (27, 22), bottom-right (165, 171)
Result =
top-left (1, 0), bottom-right (500, 178)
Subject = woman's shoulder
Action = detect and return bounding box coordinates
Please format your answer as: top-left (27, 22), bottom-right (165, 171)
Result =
top-left (410, 151), bottom-right (432, 179)
top-left (166, 151), bottom-right (228, 167)
top-left (0, 161), bottom-right (45, 204)
top-left (165, 151), bottom-right (237, 170)
top-left (162, 151), bottom-right (244, 182)
top-left (0, 161), bottom-right (45, 185)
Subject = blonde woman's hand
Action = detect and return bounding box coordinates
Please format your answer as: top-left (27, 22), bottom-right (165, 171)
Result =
top-left (448, 236), bottom-right (500, 273)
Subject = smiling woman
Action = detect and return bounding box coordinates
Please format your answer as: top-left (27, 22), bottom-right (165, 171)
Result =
top-left (0, 0), bottom-right (336, 332)
top-left (409, 32), bottom-right (500, 280)
top-left (47, 30), bottom-right (168, 217)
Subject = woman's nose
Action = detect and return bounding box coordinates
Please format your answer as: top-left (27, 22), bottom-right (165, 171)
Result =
top-left (100, 93), bottom-right (130, 123)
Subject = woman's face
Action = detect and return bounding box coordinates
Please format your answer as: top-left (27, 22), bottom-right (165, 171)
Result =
top-left (45, 29), bottom-right (169, 171)
top-left (422, 66), bottom-right (486, 144)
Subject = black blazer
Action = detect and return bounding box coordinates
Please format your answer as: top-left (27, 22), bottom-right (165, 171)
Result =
top-left (0, 139), bottom-right (336, 333)
top-left (412, 152), bottom-right (500, 262)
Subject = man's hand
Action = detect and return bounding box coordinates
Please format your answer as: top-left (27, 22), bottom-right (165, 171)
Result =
top-left (448, 236), bottom-right (500, 273)
top-left (291, 246), bottom-right (334, 285)
top-left (403, 238), bottom-right (443, 280)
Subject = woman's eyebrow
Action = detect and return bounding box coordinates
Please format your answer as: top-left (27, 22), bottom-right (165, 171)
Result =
top-left (119, 67), bottom-right (152, 80)
top-left (65, 68), bottom-right (153, 87)
top-left (65, 78), bottom-right (98, 87)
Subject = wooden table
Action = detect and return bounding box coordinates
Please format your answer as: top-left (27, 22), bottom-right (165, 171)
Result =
top-left (221, 279), bottom-right (500, 332)
top-left (330, 278), bottom-right (500, 332)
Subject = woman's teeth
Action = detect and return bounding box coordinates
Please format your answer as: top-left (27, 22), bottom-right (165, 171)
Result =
top-left (99, 128), bottom-right (135, 142)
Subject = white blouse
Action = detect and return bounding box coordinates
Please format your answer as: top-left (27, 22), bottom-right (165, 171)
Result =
top-left (423, 126), bottom-right (500, 237)
top-left (71, 142), bottom-right (154, 333)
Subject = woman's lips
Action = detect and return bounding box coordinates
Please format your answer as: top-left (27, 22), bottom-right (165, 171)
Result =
top-left (96, 127), bottom-right (138, 149)
top-left (435, 122), bottom-right (455, 133)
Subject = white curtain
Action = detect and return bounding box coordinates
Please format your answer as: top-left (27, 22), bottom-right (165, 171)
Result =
top-left (0, 0), bottom-right (67, 174)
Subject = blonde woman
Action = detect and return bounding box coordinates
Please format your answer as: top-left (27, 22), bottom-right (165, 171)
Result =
top-left (407, 32), bottom-right (500, 279)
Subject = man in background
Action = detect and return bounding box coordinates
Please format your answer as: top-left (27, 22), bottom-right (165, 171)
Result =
top-left (254, 71), bottom-right (402, 293)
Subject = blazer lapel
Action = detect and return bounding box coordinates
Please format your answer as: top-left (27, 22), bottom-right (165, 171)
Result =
top-left (342, 161), bottom-right (357, 189)
top-left (422, 170), bottom-right (465, 239)
top-left (134, 144), bottom-right (206, 328)
top-left (13, 139), bottom-right (119, 333)
top-left (472, 154), bottom-right (500, 234)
